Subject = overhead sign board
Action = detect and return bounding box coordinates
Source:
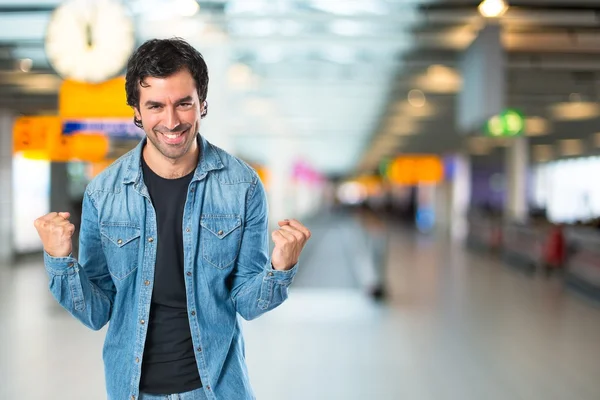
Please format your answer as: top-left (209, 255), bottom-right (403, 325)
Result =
top-left (62, 119), bottom-right (143, 139)
top-left (484, 108), bottom-right (525, 137)
top-left (59, 77), bottom-right (133, 118)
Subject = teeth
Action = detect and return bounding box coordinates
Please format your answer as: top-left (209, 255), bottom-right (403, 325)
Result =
top-left (164, 133), bottom-right (182, 139)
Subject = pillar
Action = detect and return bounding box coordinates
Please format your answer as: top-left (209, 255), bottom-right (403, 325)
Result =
top-left (435, 154), bottom-right (471, 242)
top-left (0, 110), bottom-right (14, 265)
top-left (505, 137), bottom-right (528, 222)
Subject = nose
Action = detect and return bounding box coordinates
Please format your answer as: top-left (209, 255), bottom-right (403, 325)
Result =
top-left (164, 107), bottom-right (181, 130)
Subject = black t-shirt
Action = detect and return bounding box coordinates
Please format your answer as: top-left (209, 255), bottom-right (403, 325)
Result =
top-left (139, 156), bottom-right (202, 394)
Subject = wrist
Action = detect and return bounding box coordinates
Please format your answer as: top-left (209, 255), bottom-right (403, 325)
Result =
top-left (44, 248), bottom-right (71, 258)
top-left (271, 260), bottom-right (298, 271)
top-left (271, 262), bottom-right (292, 271)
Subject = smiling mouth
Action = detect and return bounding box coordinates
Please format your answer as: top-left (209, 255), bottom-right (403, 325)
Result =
top-left (158, 128), bottom-right (189, 144)
top-left (163, 131), bottom-right (185, 139)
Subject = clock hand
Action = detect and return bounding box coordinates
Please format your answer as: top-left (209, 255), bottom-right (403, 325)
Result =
top-left (85, 0), bottom-right (98, 49)
top-left (86, 23), bottom-right (93, 48)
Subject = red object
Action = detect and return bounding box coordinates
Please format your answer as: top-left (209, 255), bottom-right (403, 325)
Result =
top-left (490, 226), bottom-right (502, 250)
top-left (543, 226), bottom-right (565, 268)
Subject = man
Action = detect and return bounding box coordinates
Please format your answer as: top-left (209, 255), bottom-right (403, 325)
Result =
top-left (34, 38), bottom-right (311, 400)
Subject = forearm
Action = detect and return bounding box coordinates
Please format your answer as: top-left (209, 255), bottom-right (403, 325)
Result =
top-left (45, 252), bottom-right (114, 331)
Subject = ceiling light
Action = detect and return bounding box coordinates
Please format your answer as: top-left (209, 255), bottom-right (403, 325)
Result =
top-left (225, 0), bottom-right (270, 15)
top-left (550, 102), bottom-right (600, 121)
top-left (176, 0), bottom-right (200, 17)
top-left (407, 89), bottom-right (426, 108)
top-left (428, 64), bottom-right (450, 76)
top-left (17, 73), bottom-right (61, 93)
top-left (525, 117), bottom-right (550, 136)
top-left (414, 65), bottom-right (463, 94)
top-left (478, 0), bottom-right (508, 18)
top-left (371, 140), bottom-right (403, 155)
top-left (311, 0), bottom-right (387, 16)
top-left (395, 101), bottom-right (436, 118)
top-left (386, 115), bottom-right (415, 126)
top-left (374, 135), bottom-right (401, 147)
top-left (19, 58), bottom-right (33, 73)
top-left (383, 119), bottom-right (418, 136)
top-left (559, 139), bottom-right (583, 157)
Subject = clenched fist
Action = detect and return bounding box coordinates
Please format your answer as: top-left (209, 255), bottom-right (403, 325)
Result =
top-left (34, 212), bottom-right (75, 258)
top-left (271, 219), bottom-right (311, 271)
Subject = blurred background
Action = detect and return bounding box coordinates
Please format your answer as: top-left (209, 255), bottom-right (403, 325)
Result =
top-left (2, 0), bottom-right (600, 399)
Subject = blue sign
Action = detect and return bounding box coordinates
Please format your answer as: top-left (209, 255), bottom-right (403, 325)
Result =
top-left (62, 119), bottom-right (144, 139)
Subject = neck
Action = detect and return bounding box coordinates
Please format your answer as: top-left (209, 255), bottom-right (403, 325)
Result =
top-left (142, 139), bottom-right (199, 179)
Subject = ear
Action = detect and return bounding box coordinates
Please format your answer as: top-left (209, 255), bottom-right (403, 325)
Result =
top-left (200, 100), bottom-right (208, 119)
top-left (133, 107), bottom-right (143, 129)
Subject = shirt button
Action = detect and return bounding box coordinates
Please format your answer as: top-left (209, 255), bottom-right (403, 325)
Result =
top-left (186, 228), bottom-right (191, 233)
top-left (197, 346), bottom-right (202, 352)
top-left (191, 311), bottom-right (196, 316)
top-left (140, 320), bottom-right (145, 325)
top-left (135, 357), bottom-right (139, 363)
top-left (117, 239), bottom-right (123, 245)
top-left (206, 386), bottom-right (211, 391)
top-left (217, 230), bottom-right (223, 236)
top-left (268, 272), bottom-right (274, 277)
top-left (186, 271), bottom-right (192, 276)
top-left (68, 262), bottom-right (74, 268)
top-left (131, 396), bottom-right (135, 400)
top-left (148, 237), bottom-right (154, 243)
top-left (144, 280), bottom-right (150, 286)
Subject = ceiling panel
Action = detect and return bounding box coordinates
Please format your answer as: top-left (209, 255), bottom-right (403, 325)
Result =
top-left (0, 0), bottom-right (599, 176)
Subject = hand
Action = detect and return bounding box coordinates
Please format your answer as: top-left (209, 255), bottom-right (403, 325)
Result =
top-left (34, 212), bottom-right (75, 258)
top-left (271, 219), bottom-right (311, 271)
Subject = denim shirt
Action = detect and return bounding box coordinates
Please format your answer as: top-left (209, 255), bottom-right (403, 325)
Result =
top-left (43, 135), bottom-right (298, 400)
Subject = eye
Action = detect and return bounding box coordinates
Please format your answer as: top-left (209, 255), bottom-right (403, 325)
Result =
top-left (179, 102), bottom-right (193, 107)
top-left (148, 105), bottom-right (161, 110)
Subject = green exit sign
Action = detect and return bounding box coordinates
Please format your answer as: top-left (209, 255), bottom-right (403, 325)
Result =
top-left (484, 109), bottom-right (525, 137)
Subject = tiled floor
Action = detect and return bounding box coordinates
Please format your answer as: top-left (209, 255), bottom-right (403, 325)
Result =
top-left (2, 213), bottom-right (600, 400)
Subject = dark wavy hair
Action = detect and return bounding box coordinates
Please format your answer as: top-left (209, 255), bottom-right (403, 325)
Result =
top-left (125, 38), bottom-right (209, 128)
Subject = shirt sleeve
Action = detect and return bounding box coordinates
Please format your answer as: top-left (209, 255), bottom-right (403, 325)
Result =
top-left (44, 190), bottom-right (116, 330)
top-left (230, 175), bottom-right (298, 321)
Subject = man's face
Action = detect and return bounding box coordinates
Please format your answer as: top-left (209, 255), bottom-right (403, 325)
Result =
top-left (134, 68), bottom-right (204, 161)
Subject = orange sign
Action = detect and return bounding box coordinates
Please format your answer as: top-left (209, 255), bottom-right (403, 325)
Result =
top-left (70, 134), bottom-right (110, 162)
top-left (13, 115), bottom-right (110, 162)
top-left (387, 155), bottom-right (444, 185)
top-left (14, 76), bottom-right (130, 162)
top-left (13, 116), bottom-right (61, 153)
top-left (59, 77), bottom-right (132, 118)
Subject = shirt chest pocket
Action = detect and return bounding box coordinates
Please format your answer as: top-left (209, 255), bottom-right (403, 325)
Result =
top-left (100, 222), bottom-right (141, 280)
top-left (200, 215), bottom-right (242, 270)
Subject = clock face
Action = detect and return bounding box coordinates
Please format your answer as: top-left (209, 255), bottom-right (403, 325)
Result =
top-left (45, 0), bottom-right (135, 83)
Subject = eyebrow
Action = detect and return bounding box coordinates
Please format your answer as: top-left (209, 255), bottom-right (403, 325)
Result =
top-left (144, 96), bottom-right (194, 108)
